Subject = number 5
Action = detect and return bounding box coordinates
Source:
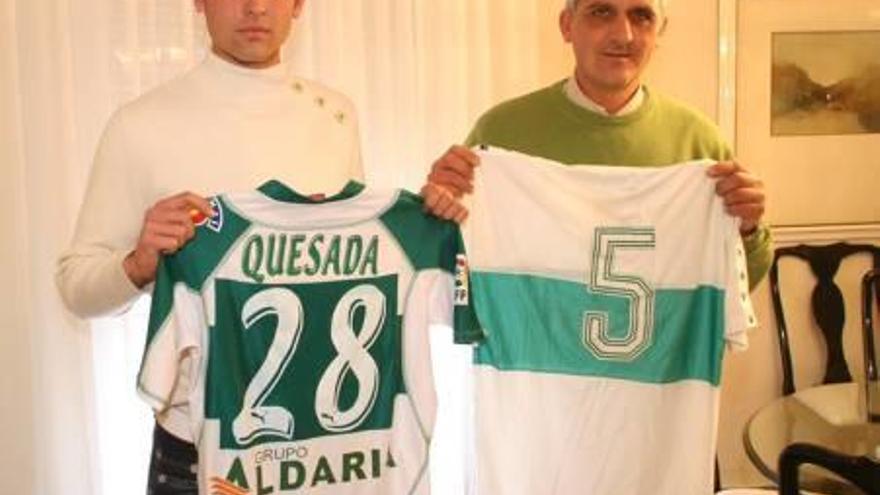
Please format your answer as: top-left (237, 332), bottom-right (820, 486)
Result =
top-left (583, 227), bottom-right (655, 361)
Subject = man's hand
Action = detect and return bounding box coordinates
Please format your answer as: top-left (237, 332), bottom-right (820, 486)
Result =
top-left (707, 161), bottom-right (765, 235)
top-left (123, 191), bottom-right (213, 288)
top-left (422, 145), bottom-right (480, 223)
top-left (427, 145), bottom-right (480, 197)
top-left (421, 183), bottom-right (469, 223)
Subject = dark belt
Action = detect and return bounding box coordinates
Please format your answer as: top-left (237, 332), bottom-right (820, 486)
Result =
top-left (153, 423), bottom-right (197, 464)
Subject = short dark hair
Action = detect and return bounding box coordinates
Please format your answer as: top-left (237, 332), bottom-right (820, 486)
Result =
top-left (564, 0), bottom-right (669, 19)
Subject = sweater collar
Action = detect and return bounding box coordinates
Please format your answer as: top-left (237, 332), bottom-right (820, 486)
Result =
top-left (553, 79), bottom-right (655, 126)
top-left (200, 51), bottom-right (291, 88)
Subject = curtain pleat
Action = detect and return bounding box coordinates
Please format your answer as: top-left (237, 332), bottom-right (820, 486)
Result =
top-left (1, 0), bottom-right (37, 493)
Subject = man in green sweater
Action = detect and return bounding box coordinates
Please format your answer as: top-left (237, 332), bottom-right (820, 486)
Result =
top-left (422, 0), bottom-right (772, 288)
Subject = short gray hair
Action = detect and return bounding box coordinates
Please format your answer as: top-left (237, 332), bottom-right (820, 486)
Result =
top-left (565, 0), bottom-right (669, 19)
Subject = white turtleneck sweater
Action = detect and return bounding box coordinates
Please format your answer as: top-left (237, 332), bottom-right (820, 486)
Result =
top-left (57, 53), bottom-right (363, 318)
top-left (57, 54), bottom-right (363, 439)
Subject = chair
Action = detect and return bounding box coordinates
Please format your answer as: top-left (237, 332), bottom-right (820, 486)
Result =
top-left (716, 489), bottom-right (776, 494)
top-left (734, 243), bottom-right (880, 494)
top-left (769, 243), bottom-right (880, 395)
top-left (714, 462), bottom-right (778, 494)
top-left (779, 443), bottom-right (880, 495)
top-left (863, 269), bottom-right (880, 421)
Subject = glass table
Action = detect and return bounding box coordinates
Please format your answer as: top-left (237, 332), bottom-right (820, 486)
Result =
top-left (743, 382), bottom-right (880, 494)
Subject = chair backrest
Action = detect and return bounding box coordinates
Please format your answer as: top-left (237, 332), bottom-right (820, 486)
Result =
top-left (769, 243), bottom-right (880, 395)
top-left (864, 269), bottom-right (880, 421)
top-left (778, 442), bottom-right (880, 495)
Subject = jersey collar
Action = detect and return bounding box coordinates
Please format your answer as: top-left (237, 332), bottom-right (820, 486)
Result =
top-left (257, 179), bottom-right (365, 204)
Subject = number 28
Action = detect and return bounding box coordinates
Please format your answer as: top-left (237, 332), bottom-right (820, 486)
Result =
top-left (233, 284), bottom-right (386, 445)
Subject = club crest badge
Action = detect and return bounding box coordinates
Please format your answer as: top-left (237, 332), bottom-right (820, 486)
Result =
top-left (192, 198), bottom-right (224, 233)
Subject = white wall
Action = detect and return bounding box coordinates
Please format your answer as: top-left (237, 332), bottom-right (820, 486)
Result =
top-left (735, 0), bottom-right (880, 226)
top-left (645, 0), bottom-right (722, 121)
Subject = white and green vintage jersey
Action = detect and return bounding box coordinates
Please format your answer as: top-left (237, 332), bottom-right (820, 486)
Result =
top-left (137, 180), bottom-right (478, 495)
top-left (465, 149), bottom-right (756, 495)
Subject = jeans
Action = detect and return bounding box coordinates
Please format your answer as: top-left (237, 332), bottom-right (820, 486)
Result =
top-left (146, 423), bottom-right (198, 495)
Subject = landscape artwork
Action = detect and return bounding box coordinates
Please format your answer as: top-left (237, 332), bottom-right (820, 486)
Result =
top-left (771, 31), bottom-right (880, 135)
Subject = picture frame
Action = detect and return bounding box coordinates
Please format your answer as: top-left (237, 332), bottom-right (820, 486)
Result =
top-left (718, 0), bottom-right (880, 228)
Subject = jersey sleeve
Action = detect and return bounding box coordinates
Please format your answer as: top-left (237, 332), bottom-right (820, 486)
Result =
top-left (724, 231), bottom-right (758, 351)
top-left (136, 256), bottom-right (205, 413)
top-left (444, 228), bottom-right (483, 344)
top-left (424, 225), bottom-right (483, 343)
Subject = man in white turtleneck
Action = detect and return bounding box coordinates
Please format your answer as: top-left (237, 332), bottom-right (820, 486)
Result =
top-left (56, 1), bottom-right (362, 493)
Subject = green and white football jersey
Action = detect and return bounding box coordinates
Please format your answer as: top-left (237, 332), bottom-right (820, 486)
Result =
top-left (465, 149), bottom-right (756, 495)
top-left (138, 180), bottom-right (478, 495)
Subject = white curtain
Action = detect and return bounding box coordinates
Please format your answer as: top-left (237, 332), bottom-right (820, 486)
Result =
top-left (293, 1), bottom-right (550, 189)
top-left (1, 1), bottom-right (561, 494)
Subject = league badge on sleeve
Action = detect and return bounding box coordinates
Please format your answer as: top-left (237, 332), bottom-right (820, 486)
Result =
top-left (191, 198), bottom-right (224, 233)
top-left (454, 254), bottom-right (470, 306)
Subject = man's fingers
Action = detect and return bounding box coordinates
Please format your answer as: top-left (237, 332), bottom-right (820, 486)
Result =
top-left (141, 231), bottom-right (184, 254)
top-left (158, 239), bottom-right (181, 254)
top-left (726, 203), bottom-right (763, 233)
top-left (706, 160), bottom-right (740, 177)
top-left (430, 158), bottom-right (474, 178)
top-left (428, 169), bottom-right (472, 196)
top-left (716, 177), bottom-right (763, 198)
top-left (725, 200), bottom-right (765, 221)
top-left (146, 207), bottom-right (197, 230)
top-left (139, 218), bottom-right (198, 256)
top-left (431, 156), bottom-right (474, 182)
top-left (127, 191), bottom-right (209, 286)
top-left (447, 145), bottom-right (481, 168)
top-left (420, 183), bottom-right (469, 222)
top-left (428, 145), bottom-right (480, 196)
top-left (714, 171), bottom-right (762, 197)
top-left (145, 221), bottom-right (191, 242)
top-left (429, 190), bottom-right (455, 217)
top-left (452, 207), bottom-right (469, 224)
top-left (709, 161), bottom-right (761, 195)
top-left (708, 160), bottom-right (766, 233)
top-left (726, 202), bottom-right (764, 218)
top-left (720, 186), bottom-right (765, 206)
top-left (437, 201), bottom-right (465, 221)
top-left (420, 184), bottom-right (443, 211)
top-left (159, 191), bottom-right (213, 216)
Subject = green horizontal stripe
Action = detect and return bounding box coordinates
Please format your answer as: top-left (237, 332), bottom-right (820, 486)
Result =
top-left (472, 272), bottom-right (726, 385)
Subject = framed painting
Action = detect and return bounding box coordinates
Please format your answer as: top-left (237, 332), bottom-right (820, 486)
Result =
top-left (771, 30), bottom-right (880, 136)
top-left (719, 0), bottom-right (880, 227)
